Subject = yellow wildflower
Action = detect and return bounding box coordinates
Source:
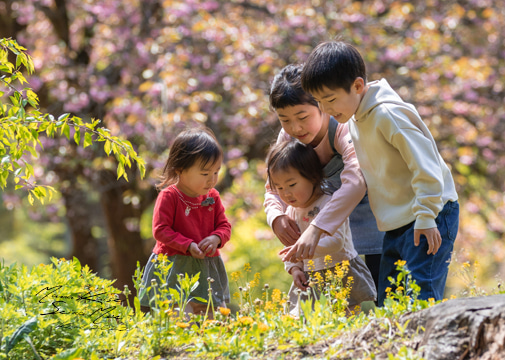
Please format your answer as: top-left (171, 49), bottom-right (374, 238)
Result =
top-left (219, 307), bottom-right (231, 316)
top-left (257, 322), bottom-right (269, 331)
top-left (243, 263), bottom-right (251, 272)
top-left (231, 271), bottom-right (241, 282)
top-left (395, 260), bottom-right (407, 267)
top-left (281, 314), bottom-right (296, 322)
top-left (324, 255), bottom-right (333, 266)
top-left (307, 259), bottom-right (315, 271)
top-left (176, 322), bottom-right (190, 329)
top-left (271, 288), bottom-right (282, 303)
top-left (239, 316), bottom-right (254, 325)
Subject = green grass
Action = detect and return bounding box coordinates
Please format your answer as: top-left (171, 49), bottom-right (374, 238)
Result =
top-left (0, 256), bottom-right (500, 360)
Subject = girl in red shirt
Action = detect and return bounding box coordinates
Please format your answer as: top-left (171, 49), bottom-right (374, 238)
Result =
top-left (140, 127), bottom-right (231, 317)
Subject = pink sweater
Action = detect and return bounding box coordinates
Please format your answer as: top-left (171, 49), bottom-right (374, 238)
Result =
top-left (264, 121), bottom-right (367, 236)
top-left (152, 186), bottom-right (231, 256)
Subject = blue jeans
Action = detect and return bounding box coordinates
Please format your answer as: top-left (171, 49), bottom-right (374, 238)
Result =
top-left (378, 201), bottom-right (459, 306)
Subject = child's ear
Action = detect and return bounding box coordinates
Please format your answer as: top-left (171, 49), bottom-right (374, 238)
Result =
top-left (354, 78), bottom-right (366, 94)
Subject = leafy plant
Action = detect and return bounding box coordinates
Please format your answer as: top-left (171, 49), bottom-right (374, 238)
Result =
top-left (0, 38), bottom-right (145, 204)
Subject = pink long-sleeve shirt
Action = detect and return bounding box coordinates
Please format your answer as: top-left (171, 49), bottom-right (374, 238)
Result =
top-left (264, 122), bottom-right (367, 236)
top-left (152, 186), bottom-right (231, 256)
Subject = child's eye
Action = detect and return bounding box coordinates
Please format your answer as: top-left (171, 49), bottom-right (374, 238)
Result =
top-left (298, 116), bottom-right (308, 121)
top-left (328, 98), bottom-right (335, 103)
top-left (289, 183), bottom-right (296, 187)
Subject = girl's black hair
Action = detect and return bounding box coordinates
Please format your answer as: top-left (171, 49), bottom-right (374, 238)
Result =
top-left (158, 127), bottom-right (222, 189)
top-left (269, 64), bottom-right (319, 110)
top-left (301, 40), bottom-right (367, 94)
top-left (266, 138), bottom-right (324, 191)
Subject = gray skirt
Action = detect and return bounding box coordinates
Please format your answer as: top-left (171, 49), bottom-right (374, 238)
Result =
top-left (140, 253), bottom-right (230, 308)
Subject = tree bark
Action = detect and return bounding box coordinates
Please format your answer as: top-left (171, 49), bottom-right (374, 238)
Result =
top-left (403, 294), bottom-right (505, 360)
top-left (96, 169), bottom-right (150, 301)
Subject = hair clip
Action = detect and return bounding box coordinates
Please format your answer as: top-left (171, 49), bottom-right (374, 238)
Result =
top-left (201, 197), bottom-right (215, 207)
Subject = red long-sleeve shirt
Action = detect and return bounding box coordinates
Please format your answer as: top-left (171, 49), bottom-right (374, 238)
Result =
top-left (152, 186), bottom-right (231, 256)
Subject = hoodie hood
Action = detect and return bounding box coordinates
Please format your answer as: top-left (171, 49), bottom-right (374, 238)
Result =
top-left (355, 79), bottom-right (413, 121)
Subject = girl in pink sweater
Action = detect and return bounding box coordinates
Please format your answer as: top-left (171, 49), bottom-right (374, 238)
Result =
top-left (140, 127), bottom-right (231, 316)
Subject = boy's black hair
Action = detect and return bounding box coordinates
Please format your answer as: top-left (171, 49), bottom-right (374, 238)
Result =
top-left (269, 64), bottom-right (319, 110)
top-left (158, 127), bottom-right (222, 189)
top-left (266, 138), bottom-right (324, 191)
top-left (301, 40), bottom-right (367, 94)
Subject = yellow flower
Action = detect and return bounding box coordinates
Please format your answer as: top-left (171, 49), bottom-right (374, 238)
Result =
top-left (395, 260), bottom-right (407, 267)
top-left (249, 272), bottom-right (261, 288)
top-left (257, 322), bottom-right (269, 331)
top-left (243, 263), bottom-right (251, 272)
top-left (385, 287), bottom-right (392, 293)
top-left (219, 307), bottom-right (231, 316)
top-left (231, 271), bottom-right (241, 282)
top-left (307, 260), bottom-right (315, 271)
top-left (324, 255), bottom-right (333, 266)
top-left (281, 314), bottom-right (296, 322)
top-left (238, 316), bottom-right (254, 325)
top-left (396, 286), bottom-right (404, 292)
top-left (176, 322), bottom-right (190, 328)
top-left (271, 288), bottom-right (282, 303)
top-left (264, 301), bottom-right (274, 311)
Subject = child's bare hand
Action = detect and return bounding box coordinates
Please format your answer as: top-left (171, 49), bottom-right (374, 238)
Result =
top-left (198, 235), bottom-right (221, 256)
top-left (291, 267), bottom-right (309, 291)
top-left (281, 225), bottom-right (323, 262)
top-left (414, 227), bottom-right (442, 255)
top-left (188, 242), bottom-right (205, 259)
top-left (272, 215), bottom-right (300, 246)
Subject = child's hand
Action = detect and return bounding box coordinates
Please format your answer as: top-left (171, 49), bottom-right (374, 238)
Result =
top-left (198, 235), bottom-right (221, 256)
top-left (281, 225), bottom-right (324, 263)
top-left (272, 215), bottom-right (300, 246)
top-left (290, 267), bottom-right (309, 291)
top-left (414, 227), bottom-right (442, 255)
top-left (188, 242), bottom-right (205, 259)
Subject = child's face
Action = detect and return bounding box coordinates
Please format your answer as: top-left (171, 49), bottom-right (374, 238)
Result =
top-left (310, 79), bottom-right (365, 124)
top-left (270, 166), bottom-right (318, 209)
top-left (176, 158), bottom-right (222, 197)
top-left (275, 104), bottom-right (326, 146)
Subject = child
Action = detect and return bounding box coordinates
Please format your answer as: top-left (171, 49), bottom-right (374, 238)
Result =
top-left (266, 139), bottom-right (376, 313)
top-left (300, 40), bottom-right (459, 305)
top-left (264, 64), bottom-right (383, 293)
top-left (140, 127), bottom-right (232, 316)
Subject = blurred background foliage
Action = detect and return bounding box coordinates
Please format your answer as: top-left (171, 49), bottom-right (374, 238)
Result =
top-left (1, 0), bottom-right (504, 299)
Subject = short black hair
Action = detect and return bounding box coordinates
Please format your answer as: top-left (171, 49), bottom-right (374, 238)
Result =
top-left (269, 64), bottom-right (318, 110)
top-left (266, 138), bottom-right (324, 191)
top-left (301, 40), bottom-right (367, 94)
top-left (158, 127), bottom-right (222, 189)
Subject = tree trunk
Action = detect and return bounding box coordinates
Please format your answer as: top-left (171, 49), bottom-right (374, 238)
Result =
top-left (97, 169), bottom-right (149, 302)
top-left (61, 186), bottom-right (98, 271)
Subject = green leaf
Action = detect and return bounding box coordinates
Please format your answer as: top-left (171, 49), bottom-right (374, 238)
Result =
top-left (74, 128), bottom-right (81, 145)
top-left (117, 161), bottom-right (125, 180)
top-left (52, 348), bottom-right (84, 360)
top-left (5, 317), bottom-right (37, 354)
top-left (61, 123), bottom-right (70, 139)
top-left (104, 140), bottom-right (112, 155)
top-left (83, 131), bottom-right (93, 148)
